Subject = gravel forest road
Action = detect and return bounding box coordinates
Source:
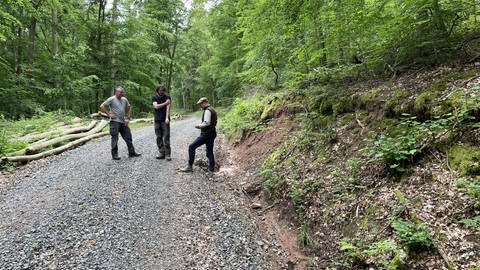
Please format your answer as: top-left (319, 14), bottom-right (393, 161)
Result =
top-left (0, 117), bottom-right (274, 270)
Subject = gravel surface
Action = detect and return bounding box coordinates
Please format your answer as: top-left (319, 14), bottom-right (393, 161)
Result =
top-left (0, 117), bottom-right (274, 269)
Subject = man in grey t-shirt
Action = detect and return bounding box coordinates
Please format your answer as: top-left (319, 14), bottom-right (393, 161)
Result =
top-left (100, 86), bottom-right (141, 160)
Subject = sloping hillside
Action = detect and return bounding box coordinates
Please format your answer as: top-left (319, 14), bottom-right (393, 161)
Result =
top-left (223, 65), bottom-right (480, 269)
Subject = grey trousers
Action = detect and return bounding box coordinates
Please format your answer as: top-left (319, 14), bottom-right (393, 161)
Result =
top-left (110, 121), bottom-right (135, 157)
top-left (154, 121), bottom-right (171, 156)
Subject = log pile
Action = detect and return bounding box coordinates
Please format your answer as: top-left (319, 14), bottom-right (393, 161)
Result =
top-left (1, 120), bottom-right (109, 164)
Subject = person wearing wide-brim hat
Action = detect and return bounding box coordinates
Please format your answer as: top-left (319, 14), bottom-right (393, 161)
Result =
top-left (179, 97), bottom-right (218, 173)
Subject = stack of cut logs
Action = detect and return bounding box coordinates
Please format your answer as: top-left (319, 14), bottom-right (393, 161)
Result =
top-left (1, 118), bottom-right (109, 163)
top-left (1, 112), bottom-right (161, 164)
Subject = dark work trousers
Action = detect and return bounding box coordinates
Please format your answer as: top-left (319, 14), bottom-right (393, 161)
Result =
top-left (110, 121), bottom-right (135, 157)
top-left (154, 121), bottom-right (171, 157)
top-left (188, 131), bottom-right (217, 172)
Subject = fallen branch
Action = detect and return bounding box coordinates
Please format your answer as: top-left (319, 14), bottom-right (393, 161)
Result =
top-left (436, 243), bottom-right (454, 269)
top-left (1, 131), bottom-right (108, 163)
top-left (90, 111), bottom-right (109, 118)
top-left (355, 112), bottom-right (365, 134)
top-left (259, 202), bottom-right (278, 215)
top-left (415, 215), bottom-right (454, 269)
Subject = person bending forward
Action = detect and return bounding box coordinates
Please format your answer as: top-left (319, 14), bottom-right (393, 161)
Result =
top-left (180, 97), bottom-right (217, 173)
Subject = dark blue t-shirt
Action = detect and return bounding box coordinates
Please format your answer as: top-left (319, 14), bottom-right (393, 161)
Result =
top-left (152, 94), bottom-right (171, 122)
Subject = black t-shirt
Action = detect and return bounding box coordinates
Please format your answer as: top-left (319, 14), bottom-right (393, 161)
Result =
top-left (152, 94), bottom-right (171, 122)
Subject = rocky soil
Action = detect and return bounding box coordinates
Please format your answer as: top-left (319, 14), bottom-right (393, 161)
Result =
top-left (0, 117), bottom-right (291, 270)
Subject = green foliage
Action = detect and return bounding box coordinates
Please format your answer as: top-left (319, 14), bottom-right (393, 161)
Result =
top-left (260, 167), bottom-right (281, 192)
top-left (220, 94), bottom-right (268, 141)
top-left (366, 240), bottom-right (407, 270)
top-left (449, 146), bottom-right (480, 176)
top-left (385, 90), bottom-right (408, 117)
top-left (391, 219), bottom-right (433, 251)
top-left (391, 190), bottom-right (412, 217)
top-left (460, 216), bottom-right (480, 228)
top-left (299, 222), bottom-right (314, 247)
top-left (290, 186), bottom-right (305, 209)
top-left (261, 130), bottom-right (323, 210)
top-left (360, 88), bottom-right (381, 109)
top-left (2, 0), bottom-right (480, 119)
top-left (339, 238), bottom-right (406, 270)
top-left (0, 111), bottom-right (77, 155)
top-left (455, 177), bottom-right (480, 205)
top-left (261, 139), bottom-right (290, 192)
top-left (365, 116), bottom-right (427, 174)
top-left (0, 131), bottom-right (27, 156)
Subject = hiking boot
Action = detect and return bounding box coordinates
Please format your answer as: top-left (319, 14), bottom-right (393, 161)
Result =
top-left (129, 152), bottom-right (141, 157)
top-left (156, 155), bottom-right (165, 159)
top-left (179, 165), bottom-right (193, 172)
top-left (112, 155), bottom-right (121, 160)
top-left (166, 155), bottom-right (172, 161)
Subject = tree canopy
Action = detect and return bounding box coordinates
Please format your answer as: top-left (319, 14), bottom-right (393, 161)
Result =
top-left (1, 0), bottom-right (479, 118)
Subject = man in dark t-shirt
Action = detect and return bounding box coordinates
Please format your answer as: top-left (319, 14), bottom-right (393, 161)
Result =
top-left (151, 85), bottom-right (171, 160)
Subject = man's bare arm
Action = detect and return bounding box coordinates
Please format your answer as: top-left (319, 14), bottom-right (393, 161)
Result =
top-left (152, 99), bottom-right (171, 109)
top-left (100, 102), bottom-right (116, 119)
top-left (165, 104), bottom-right (171, 124)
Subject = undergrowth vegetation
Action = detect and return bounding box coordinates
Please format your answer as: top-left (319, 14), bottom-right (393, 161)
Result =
top-left (220, 94), bottom-right (269, 141)
top-left (222, 67), bottom-right (480, 269)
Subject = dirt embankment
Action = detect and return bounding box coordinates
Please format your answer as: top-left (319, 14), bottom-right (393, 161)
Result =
top-left (224, 65), bottom-right (480, 270)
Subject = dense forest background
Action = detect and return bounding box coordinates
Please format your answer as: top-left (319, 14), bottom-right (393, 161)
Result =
top-left (2, 1), bottom-right (480, 268)
top-left (1, 0), bottom-right (479, 118)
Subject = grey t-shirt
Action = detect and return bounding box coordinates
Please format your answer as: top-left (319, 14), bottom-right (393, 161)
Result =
top-left (105, 96), bottom-right (130, 123)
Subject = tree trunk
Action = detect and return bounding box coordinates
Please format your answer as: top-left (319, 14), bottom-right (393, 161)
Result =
top-left (28, 16), bottom-right (36, 65)
top-left (167, 35), bottom-right (178, 91)
top-left (110, 0), bottom-right (118, 88)
top-left (52, 6), bottom-right (59, 88)
top-left (16, 9), bottom-right (24, 75)
top-left (270, 58), bottom-right (279, 87)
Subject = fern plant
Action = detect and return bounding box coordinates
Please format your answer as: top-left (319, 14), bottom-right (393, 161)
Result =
top-left (391, 219), bottom-right (433, 251)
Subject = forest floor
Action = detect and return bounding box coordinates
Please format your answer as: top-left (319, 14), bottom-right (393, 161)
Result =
top-left (0, 116), bottom-right (299, 269)
top-left (224, 65), bottom-right (480, 270)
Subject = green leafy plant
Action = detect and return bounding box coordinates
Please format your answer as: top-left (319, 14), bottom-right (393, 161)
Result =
top-left (391, 219), bottom-right (433, 251)
top-left (339, 238), bottom-right (406, 269)
top-left (299, 222), bottom-right (314, 247)
top-left (0, 130), bottom-right (27, 156)
top-left (391, 190), bottom-right (411, 217)
top-left (339, 238), bottom-right (360, 259)
top-left (290, 186), bottom-right (305, 209)
top-left (220, 94), bottom-right (268, 141)
top-left (365, 116), bottom-right (428, 174)
top-left (366, 240), bottom-right (406, 270)
top-left (460, 216), bottom-right (480, 228)
top-left (261, 167), bottom-right (282, 192)
top-left (0, 130), bottom-right (9, 156)
top-left (455, 177), bottom-right (480, 205)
